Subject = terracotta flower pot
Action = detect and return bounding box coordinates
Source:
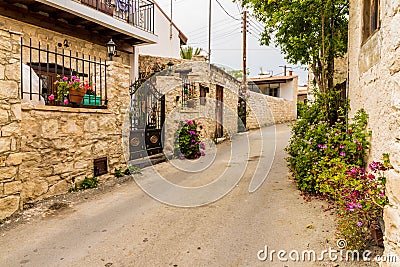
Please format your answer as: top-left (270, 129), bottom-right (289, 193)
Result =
top-left (69, 88), bottom-right (86, 104)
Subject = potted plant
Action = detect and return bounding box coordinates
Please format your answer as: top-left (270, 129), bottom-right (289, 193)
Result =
top-left (174, 120), bottom-right (206, 160)
top-left (52, 76), bottom-right (91, 105)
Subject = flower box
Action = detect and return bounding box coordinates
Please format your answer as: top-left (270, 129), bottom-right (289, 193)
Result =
top-left (82, 94), bottom-right (101, 106)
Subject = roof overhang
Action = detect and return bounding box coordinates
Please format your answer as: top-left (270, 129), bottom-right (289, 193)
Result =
top-left (0, 0), bottom-right (158, 53)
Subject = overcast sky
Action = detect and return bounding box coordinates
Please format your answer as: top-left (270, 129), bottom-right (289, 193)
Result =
top-left (158, 0), bottom-right (308, 85)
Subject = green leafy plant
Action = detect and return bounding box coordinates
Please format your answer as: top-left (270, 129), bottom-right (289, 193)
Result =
top-left (69, 176), bottom-right (99, 192)
top-left (51, 75), bottom-right (93, 103)
top-left (180, 46), bottom-right (202, 60)
top-left (175, 120), bottom-right (206, 160)
top-left (114, 168), bottom-right (125, 178)
top-left (284, 88), bottom-right (391, 250)
top-left (124, 166), bottom-right (142, 175)
top-left (337, 157), bottom-right (391, 250)
top-left (286, 89), bottom-right (370, 193)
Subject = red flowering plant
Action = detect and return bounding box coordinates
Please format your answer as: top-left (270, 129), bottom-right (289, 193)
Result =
top-left (336, 154), bottom-right (391, 250)
top-left (50, 76), bottom-right (93, 103)
top-left (174, 120), bottom-right (206, 160)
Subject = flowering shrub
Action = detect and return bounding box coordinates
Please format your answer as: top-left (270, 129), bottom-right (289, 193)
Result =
top-left (285, 89), bottom-right (390, 250)
top-left (175, 120), bottom-right (206, 159)
top-left (51, 76), bottom-right (93, 101)
top-left (239, 85), bottom-right (251, 101)
top-left (286, 89), bottom-right (370, 193)
top-left (337, 156), bottom-right (390, 250)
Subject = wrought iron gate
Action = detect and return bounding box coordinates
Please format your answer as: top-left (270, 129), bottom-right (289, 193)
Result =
top-left (129, 77), bottom-right (165, 160)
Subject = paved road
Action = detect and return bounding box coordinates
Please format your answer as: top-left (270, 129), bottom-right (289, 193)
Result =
top-left (0, 124), bottom-right (368, 266)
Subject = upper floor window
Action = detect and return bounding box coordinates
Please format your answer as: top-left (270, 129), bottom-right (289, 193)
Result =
top-left (362, 0), bottom-right (380, 42)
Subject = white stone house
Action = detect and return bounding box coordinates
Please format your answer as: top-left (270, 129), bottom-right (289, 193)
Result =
top-left (0, 0), bottom-right (186, 219)
top-left (136, 1), bottom-right (187, 59)
top-left (348, 0), bottom-right (400, 264)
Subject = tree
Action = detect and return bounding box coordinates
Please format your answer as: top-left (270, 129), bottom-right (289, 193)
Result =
top-left (235, 0), bottom-right (348, 93)
top-left (180, 46), bottom-right (202, 60)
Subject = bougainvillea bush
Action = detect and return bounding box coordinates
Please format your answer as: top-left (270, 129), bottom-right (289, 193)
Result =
top-left (337, 158), bottom-right (390, 250)
top-left (286, 89), bottom-right (390, 250)
top-left (286, 89), bottom-right (370, 193)
top-left (175, 120), bottom-right (206, 160)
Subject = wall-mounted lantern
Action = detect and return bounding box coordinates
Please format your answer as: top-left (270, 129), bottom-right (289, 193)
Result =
top-left (106, 39), bottom-right (116, 61)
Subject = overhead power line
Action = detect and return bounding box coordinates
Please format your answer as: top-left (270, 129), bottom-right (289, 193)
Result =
top-left (215, 0), bottom-right (241, 21)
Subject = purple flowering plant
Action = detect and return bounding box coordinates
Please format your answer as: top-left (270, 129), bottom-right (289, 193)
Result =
top-left (336, 155), bottom-right (391, 250)
top-left (175, 119), bottom-right (206, 159)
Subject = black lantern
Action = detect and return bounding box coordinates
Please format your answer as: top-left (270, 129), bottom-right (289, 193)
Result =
top-left (106, 39), bottom-right (116, 61)
top-left (167, 61), bottom-right (174, 75)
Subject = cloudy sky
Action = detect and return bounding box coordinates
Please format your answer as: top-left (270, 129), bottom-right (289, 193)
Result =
top-left (158, 0), bottom-right (308, 85)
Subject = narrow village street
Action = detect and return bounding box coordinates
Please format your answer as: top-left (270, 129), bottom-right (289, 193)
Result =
top-left (0, 124), bottom-right (378, 266)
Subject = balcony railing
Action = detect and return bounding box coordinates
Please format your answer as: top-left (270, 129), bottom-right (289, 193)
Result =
top-left (80, 0), bottom-right (154, 33)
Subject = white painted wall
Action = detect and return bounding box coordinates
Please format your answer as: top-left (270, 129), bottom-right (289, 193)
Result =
top-left (137, 4), bottom-right (183, 59)
top-left (280, 76), bottom-right (298, 101)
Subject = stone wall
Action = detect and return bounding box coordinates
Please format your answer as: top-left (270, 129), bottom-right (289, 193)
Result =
top-left (0, 29), bottom-right (131, 219)
top-left (138, 54), bottom-right (187, 77)
top-left (152, 61), bottom-right (240, 155)
top-left (0, 29), bottom-right (23, 219)
top-left (348, 0), bottom-right (400, 264)
top-left (18, 62), bottom-right (130, 203)
top-left (246, 91), bottom-right (297, 129)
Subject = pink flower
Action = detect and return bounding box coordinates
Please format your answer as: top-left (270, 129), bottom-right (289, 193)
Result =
top-left (48, 94), bottom-right (55, 101)
top-left (75, 78), bottom-right (80, 82)
top-left (71, 76), bottom-right (77, 80)
top-left (340, 152), bottom-right (346, 157)
top-left (339, 144), bottom-right (344, 149)
top-left (64, 98), bottom-right (69, 105)
top-left (62, 76), bottom-right (68, 81)
top-left (357, 221), bottom-right (363, 227)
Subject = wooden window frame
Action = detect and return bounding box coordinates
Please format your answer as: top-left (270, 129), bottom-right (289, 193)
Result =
top-left (362, 0), bottom-right (380, 43)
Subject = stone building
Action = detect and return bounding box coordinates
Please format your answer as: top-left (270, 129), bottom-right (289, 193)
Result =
top-left (0, 0), bottom-right (183, 219)
top-left (348, 0), bottom-right (400, 264)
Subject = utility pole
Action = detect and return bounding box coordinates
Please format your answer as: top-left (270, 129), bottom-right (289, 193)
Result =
top-left (208, 0), bottom-right (212, 71)
top-left (242, 10), bottom-right (247, 85)
top-left (170, 0), bottom-right (173, 39)
top-left (279, 65), bottom-right (292, 76)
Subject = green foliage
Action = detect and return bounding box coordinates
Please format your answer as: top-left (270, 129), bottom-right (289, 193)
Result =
top-left (180, 46), bottom-right (202, 60)
top-left (114, 166), bottom-right (142, 177)
top-left (124, 166), bottom-right (142, 175)
top-left (336, 161), bottom-right (390, 250)
top-left (69, 177), bottom-right (99, 192)
top-left (114, 168), bottom-right (124, 178)
top-left (236, 0), bottom-right (349, 90)
top-left (175, 120), bottom-right (205, 159)
top-left (286, 90), bottom-right (369, 193)
top-left (286, 89), bottom-right (390, 250)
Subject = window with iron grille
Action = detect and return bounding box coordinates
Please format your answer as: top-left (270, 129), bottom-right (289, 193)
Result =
top-left (21, 38), bottom-right (108, 108)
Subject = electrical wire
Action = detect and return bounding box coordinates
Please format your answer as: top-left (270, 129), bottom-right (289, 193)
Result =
top-left (215, 0), bottom-right (241, 21)
top-left (189, 23), bottom-right (241, 40)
